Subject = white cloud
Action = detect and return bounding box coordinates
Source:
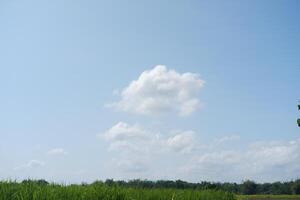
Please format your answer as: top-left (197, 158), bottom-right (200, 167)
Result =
top-left (101, 122), bottom-right (199, 179)
top-left (102, 122), bottom-right (197, 154)
top-left (113, 159), bottom-right (148, 173)
top-left (47, 148), bottom-right (68, 156)
top-left (246, 140), bottom-right (300, 173)
top-left (214, 135), bottom-right (240, 145)
top-left (15, 160), bottom-right (45, 170)
top-left (180, 138), bottom-right (300, 182)
top-left (166, 131), bottom-right (195, 153)
top-left (101, 122), bottom-right (300, 182)
top-left (27, 160), bottom-right (45, 168)
top-left (102, 122), bottom-right (147, 142)
top-left (109, 65), bottom-right (204, 116)
top-left (101, 122), bottom-right (156, 156)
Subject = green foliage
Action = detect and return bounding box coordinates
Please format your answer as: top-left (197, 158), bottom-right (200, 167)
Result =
top-left (237, 194), bottom-right (300, 199)
top-left (1, 179), bottom-right (300, 199)
top-left (241, 181), bottom-right (258, 195)
top-left (0, 181), bottom-right (236, 200)
top-left (22, 179), bottom-right (49, 186)
top-left (292, 180), bottom-right (300, 194)
top-left (298, 104), bottom-right (300, 127)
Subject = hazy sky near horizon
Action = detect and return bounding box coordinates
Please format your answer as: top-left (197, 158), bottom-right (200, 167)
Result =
top-left (0, 0), bottom-right (300, 183)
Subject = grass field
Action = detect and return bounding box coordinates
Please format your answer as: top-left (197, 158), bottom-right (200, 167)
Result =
top-left (2, 181), bottom-right (300, 200)
top-left (0, 181), bottom-right (236, 200)
top-left (238, 195), bottom-right (300, 200)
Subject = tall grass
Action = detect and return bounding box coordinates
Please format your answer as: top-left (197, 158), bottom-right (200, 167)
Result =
top-left (0, 181), bottom-right (236, 200)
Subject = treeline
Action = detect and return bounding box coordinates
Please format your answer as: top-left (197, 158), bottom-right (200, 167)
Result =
top-left (99, 179), bottom-right (300, 195)
top-left (20, 179), bottom-right (300, 195)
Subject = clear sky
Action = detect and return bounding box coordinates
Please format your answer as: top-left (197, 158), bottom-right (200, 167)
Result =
top-left (0, 0), bottom-right (299, 183)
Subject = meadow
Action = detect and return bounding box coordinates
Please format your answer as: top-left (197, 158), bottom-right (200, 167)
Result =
top-left (0, 181), bottom-right (236, 200)
top-left (2, 181), bottom-right (300, 200)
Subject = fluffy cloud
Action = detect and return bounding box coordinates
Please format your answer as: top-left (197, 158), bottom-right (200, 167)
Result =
top-left (47, 148), bottom-right (68, 156)
top-left (101, 122), bottom-right (197, 177)
top-left (113, 159), bottom-right (148, 173)
top-left (109, 65), bottom-right (204, 116)
top-left (180, 138), bottom-right (300, 182)
top-left (15, 160), bottom-right (45, 170)
top-left (166, 131), bottom-right (195, 153)
top-left (247, 140), bottom-right (300, 173)
top-left (214, 135), bottom-right (240, 145)
top-left (102, 122), bottom-right (195, 154)
top-left (102, 122), bottom-right (147, 142)
top-left (101, 122), bottom-right (300, 182)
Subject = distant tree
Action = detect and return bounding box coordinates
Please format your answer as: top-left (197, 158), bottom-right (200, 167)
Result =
top-left (280, 182), bottom-right (293, 194)
top-left (92, 180), bottom-right (104, 186)
top-left (298, 103), bottom-right (300, 127)
top-left (105, 179), bottom-right (115, 186)
top-left (241, 180), bottom-right (258, 195)
top-left (81, 182), bottom-right (88, 186)
top-left (269, 181), bottom-right (291, 194)
top-left (292, 180), bottom-right (300, 194)
top-left (16, 178), bottom-right (300, 195)
top-left (222, 183), bottom-right (239, 193)
top-left (21, 179), bottom-right (49, 186)
top-left (258, 183), bottom-right (272, 194)
top-left (36, 179), bottom-right (49, 186)
top-left (115, 180), bottom-right (126, 187)
top-left (175, 180), bottom-right (187, 189)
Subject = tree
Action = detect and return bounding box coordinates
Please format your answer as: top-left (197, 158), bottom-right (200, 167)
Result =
top-left (298, 104), bottom-right (300, 127)
top-left (292, 180), bottom-right (300, 194)
top-left (242, 180), bottom-right (258, 195)
top-left (21, 179), bottom-right (49, 186)
top-left (105, 179), bottom-right (115, 186)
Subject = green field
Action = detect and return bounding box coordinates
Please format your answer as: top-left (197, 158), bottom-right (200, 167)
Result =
top-left (2, 181), bottom-right (300, 200)
top-left (0, 181), bottom-right (236, 200)
top-left (238, 195), bottom-right (300, 200)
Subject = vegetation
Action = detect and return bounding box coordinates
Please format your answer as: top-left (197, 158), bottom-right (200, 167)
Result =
top-left (238, 195), bottom-right (300, 200)
top-left (101, 179), bottom-right (300, 195)
top-left (298, 103), bottom-right (300, 127)
top-left (0, 180), bottom-right (236, 200)
top-left (1, 179), bottom-right (300, 199)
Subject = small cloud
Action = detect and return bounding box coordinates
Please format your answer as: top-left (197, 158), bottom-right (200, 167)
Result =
top-left (113, 159), bottom-right (148, 173)
top-left (108, 65), bottom-right (204, 116)
top-left (108, 140), bottom-right (138, 152)
top-left (15, 160), bottom-right (45, 170)
top-left (47, 148), bottom-right (68, 156)
top-left (166, 131), bottom-right (196, 153)
top-left (214, 135), bottom-right (240, 144)
top-left (101, 122), bottom-right (147, 142)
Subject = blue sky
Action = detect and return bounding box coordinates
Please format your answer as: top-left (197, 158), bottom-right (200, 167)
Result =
top-left (0, 0), bottom-right (299, 183)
